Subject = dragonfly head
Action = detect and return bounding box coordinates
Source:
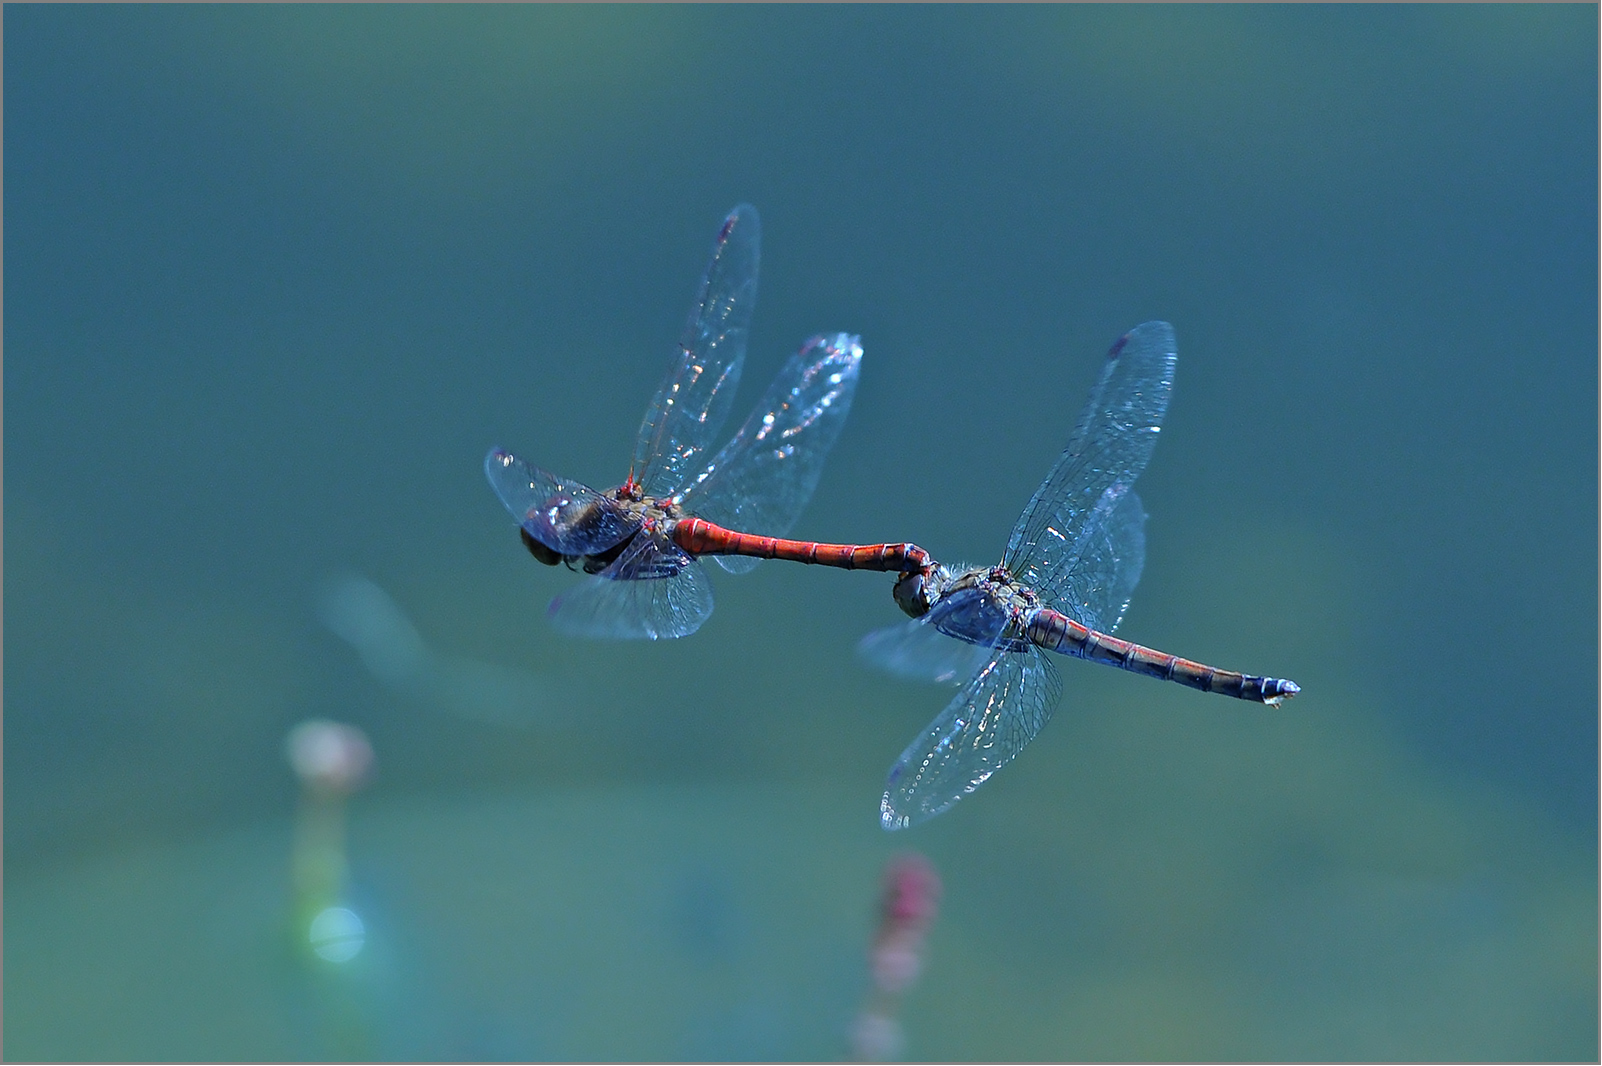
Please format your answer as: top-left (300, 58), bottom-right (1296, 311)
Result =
top-left (892, 567), bottom-right (933, 619)
top-left (523, 488), bottom-right (644, 559)
top-left (893, 561), bottom-right (955, 619)
top-left (523, 489), bottom-right (597, 548)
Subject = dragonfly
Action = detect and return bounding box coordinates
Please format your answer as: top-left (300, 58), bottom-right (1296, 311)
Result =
top-left (859, 321), bottom-right (1300, 830)
top-left (486, 204), bottom-right (926, 640)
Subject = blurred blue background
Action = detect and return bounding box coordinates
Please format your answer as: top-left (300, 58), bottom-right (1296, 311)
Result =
top-left (6, 6), bottom-right (1596, 1060)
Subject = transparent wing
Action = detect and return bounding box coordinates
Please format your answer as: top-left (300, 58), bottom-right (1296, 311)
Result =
top-left (547, 531), bottom-right (714, 640)
top-left (633, 204), bottom-right (761, 498)
top-left (484, 448), bottom-right (639, 556)
top-left (857, 587), bottom-right (1009, 685)
top-left (679, 333), bottom-right (862, 574)
top-left (1033, 487), bottom-right (1146, 632)
top-left (881, 645), bottom-right (1063, 831)
top-left (1004, 321), bottom-right (1174, 601)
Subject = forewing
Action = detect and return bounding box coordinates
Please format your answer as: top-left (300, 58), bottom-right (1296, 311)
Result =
top-left (634, 205), bottom-right (761, 498)
top-left (679, 333), bottom-right (862, 574)
top-left (1034, 487), bottom-right (1146, 632)
top-left (857, 587), bottom-right (1008, 685)
top-left (485, 449), bottom-right (640, 556)
top-left (547, 531), bottom-right (714, 640)
top-left (1004, 321), bottom-right (1174, 600)
top-left (880, 646), bottom-right (1063, 830)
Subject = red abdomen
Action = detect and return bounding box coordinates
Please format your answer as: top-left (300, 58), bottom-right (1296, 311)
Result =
top-left (673, 518), bottom-right (929, 573)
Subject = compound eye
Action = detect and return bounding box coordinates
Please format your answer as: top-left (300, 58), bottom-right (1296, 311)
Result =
top-left (892, 570), bottom-right (932, 618)
top-left (520, 527), bottom-right (563, 566)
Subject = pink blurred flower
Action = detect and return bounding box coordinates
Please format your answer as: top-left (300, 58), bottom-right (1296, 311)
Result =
top-left (869, 852), bottom-right (942, 995)
top-left (854, 852), bottom-right (943, 1061)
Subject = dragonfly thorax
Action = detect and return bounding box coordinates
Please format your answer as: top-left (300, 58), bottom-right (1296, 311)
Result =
top-left (607, 485), bottom-right (684, 526)
top-left (945, 565), bottom-right (1040, 617)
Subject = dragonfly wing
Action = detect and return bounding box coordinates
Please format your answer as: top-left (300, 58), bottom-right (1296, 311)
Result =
top-left (1003, 321), bottom-right (1174, 612)
top-left (857, 587), bottom-right (1008, 684)
top-left (484, 448), bottom-right (640, 556)
top-left (881, 645), bottom-right (1062, 830)
top-left (633, 205), bottom-right (761, 498)
top-left (1034, 487), bottom-right (1146, 633)
top-left (680, 333), bottom-right (863, 574)
top-left (547, 531), bottom-right (714, 640)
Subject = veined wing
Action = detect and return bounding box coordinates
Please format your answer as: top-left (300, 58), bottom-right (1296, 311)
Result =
top-left (547, 530), bottom-right (714, 640)
top-left (858, 587), bottom-right (1009, 685)
top-left (485, 448), bottom-right (640, 556)
top-left (679, 333), bottom-right (862, 574)
top-left (1004, 321), bottom-right (1174, 608)
top-left (633, 205), bottom-right (761, 499)
top-left (1033, 486), bottom-right (1146, 633)
top-left (881, 644), bottom-right (1062, 830)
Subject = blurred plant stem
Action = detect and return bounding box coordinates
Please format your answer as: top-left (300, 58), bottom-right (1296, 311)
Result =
top-left (292, 789), bottom-right (350, 922)
top-left (284, 719), bottom-right (375, 1058)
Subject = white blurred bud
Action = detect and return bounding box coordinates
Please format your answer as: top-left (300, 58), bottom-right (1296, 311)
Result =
top-left (286, 719), bottom-right (373, 795)
top-left (870, 937), bottom-right (923, 994)
top-left (850, 1010), bottom-right (903, 1062)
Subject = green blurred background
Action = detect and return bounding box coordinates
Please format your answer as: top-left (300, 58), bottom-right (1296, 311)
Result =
top-left (6, 5), bottom-right (1596, 1060)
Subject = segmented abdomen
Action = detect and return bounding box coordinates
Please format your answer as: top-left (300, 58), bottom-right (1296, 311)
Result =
top-left (1024, 608), bottom-right (1300, 705)
top-left (673, 517), bottom-right (931, 573)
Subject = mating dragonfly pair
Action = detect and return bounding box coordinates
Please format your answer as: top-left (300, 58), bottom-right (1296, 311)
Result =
top-left (486, 205), bottom-right (1299, 830)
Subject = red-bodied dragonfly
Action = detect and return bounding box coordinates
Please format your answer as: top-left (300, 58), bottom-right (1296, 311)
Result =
top-left (486, 205), bottom-right (925, 639)
top-left (859, 321), bottom-right (1300, 830)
